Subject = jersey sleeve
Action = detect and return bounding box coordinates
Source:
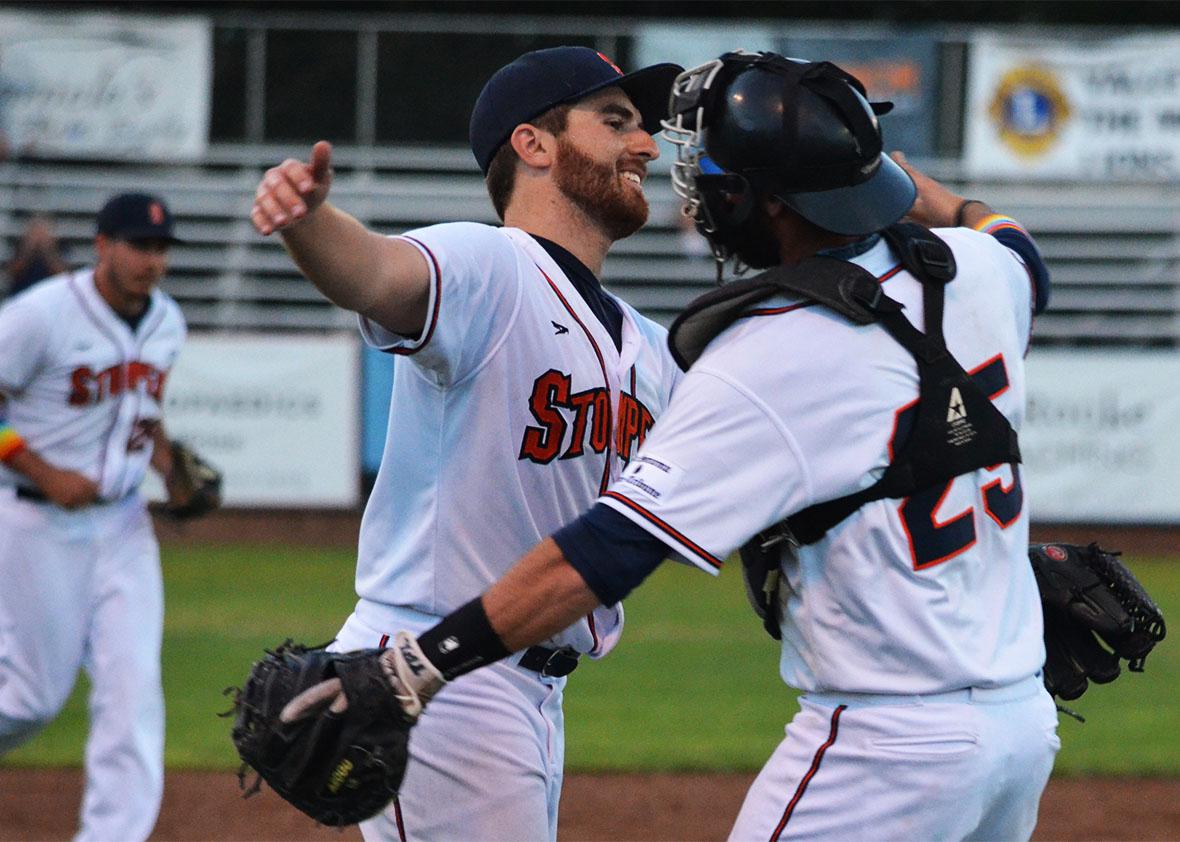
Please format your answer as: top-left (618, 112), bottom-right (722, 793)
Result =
top-left (358, 222), bottom-right (522, 387)
top-left (599, 366), bottom-right (811, 575)
top-left (976, 214), bottom-right (1051, 316)
top-left (0, 295), bottom-right (50, 396)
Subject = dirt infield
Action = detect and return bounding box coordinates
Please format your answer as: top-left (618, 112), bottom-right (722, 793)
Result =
top-left (1, 769), bottom-right (1179, 840)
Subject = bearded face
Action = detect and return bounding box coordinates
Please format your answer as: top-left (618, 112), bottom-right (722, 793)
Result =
top-left (553, 134), bottom-right (649, 242)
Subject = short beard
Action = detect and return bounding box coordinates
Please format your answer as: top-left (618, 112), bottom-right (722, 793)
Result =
top-left (553, 136), bottom-right (648, 242)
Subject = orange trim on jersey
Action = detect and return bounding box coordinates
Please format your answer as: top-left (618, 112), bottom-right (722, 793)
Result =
top-left (743, 264), bottom-right (904, 318)
top-left (390, 236), bottom-right (442, 357)
top-left (771, 704), bottom-right (846, 840)
top-left (981, 466), bottom-right (1022, 529)
top-left (900, 479), bottom-right (978, 571)
top-left (601, 490), bottom-right (723, 570)
top-left (968, 353), bottom-right (1010, 400)
top-left (0, 426), bottom-right (27, 462)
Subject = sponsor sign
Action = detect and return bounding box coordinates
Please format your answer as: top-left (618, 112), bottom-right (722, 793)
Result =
top-left (1023, 350), bottom-right (1180, 522)
top-left (0, 11), bottom-right (211, 161)
top-left (141, 333), bottom-right (361, 508)
top-left (965, 33), bottom-right (1180, 180)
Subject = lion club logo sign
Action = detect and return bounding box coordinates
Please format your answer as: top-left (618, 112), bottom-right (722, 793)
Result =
top-left (988, 64), bottom-right (1072, 158)
top-left (149, 202), bottom-right (165, 225)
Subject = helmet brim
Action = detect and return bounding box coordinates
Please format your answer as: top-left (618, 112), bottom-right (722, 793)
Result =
top-left (778, 153), bottom-right (917, 237)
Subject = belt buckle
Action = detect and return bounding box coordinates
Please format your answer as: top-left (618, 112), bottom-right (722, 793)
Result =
top-left (540, 646), bottom-right (579, 678)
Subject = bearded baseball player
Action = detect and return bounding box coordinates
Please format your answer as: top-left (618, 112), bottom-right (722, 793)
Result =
top-left (250, 47), bottom-right (682, 840)
top-left (0, 193), bottom-right (186, 841)
top-left (282, 52), bottom-right (1063, 840)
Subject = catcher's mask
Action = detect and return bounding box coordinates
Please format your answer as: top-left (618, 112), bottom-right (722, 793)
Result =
top-left (661, 51), bottom-right (916, 271)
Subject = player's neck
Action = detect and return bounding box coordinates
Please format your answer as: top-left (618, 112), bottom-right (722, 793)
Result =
top-left (93, 265), bottom-right (149, 320)
top-left (504, 194), bottom-right (611, 277)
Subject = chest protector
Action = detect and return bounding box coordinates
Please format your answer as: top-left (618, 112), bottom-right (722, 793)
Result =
top-left (667, 223), bottom-right (1022, 639)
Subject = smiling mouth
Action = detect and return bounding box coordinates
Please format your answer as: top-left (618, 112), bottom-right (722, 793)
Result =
top-left (621, 171), bottom-right (644, 187)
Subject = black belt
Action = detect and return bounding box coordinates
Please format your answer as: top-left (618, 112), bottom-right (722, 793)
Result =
top-left (15, 487), bottom-right (48, 503)
top-left (517, 645), bottom-right (580, 677)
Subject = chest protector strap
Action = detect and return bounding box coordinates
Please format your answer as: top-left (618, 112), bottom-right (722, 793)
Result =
top-left (667, 223), bottom-right (1022, 639)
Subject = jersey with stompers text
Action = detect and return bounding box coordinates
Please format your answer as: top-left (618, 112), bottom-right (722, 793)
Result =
top-left (0, 269), bottom-right (186, 500)
top-left (601, 225), bottom-right (1043, 693)
top-left (356, 222), bottom-right (680, 656)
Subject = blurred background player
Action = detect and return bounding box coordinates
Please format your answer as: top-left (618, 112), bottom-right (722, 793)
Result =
top-left (0, 192), bottom-right (187, 842)
top-left (4, 214), bottom-right (69, 299)
top-left (250, 46), bottom-right (683, 841)
top-left (372, 52), bottom-right (1058, 841)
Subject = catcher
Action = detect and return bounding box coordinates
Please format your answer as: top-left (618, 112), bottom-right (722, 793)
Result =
top-left (229, 536), bottom-right (1165, 827)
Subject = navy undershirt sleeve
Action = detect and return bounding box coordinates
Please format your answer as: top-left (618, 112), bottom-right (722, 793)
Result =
top-left (552, 502), bottom-right (671, 606)
top-left (990, 227), bottom-right (1051, 315)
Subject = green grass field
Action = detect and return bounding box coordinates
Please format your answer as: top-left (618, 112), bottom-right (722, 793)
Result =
top-left (5, 545), bottom-right (1178, 775)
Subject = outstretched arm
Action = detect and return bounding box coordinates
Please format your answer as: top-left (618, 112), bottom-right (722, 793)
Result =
top-left (251, 141), bottom-right (432, 337)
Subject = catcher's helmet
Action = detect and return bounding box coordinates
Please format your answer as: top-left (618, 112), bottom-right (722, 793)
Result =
top-left (662, 51), bottom-right (916, 261)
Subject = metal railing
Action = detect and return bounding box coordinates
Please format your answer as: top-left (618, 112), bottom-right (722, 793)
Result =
top-left (4, 147), bottom-right (1180, 344)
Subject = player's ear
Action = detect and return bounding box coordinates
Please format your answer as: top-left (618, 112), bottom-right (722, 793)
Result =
top-left (509, 123), bottom-right (555, 171)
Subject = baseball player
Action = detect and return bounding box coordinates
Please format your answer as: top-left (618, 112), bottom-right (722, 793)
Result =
top-left (251, 47), bottom-right (682, 841)
top-left (0, 193), bottom-right (186, 841)
top-left (367, 53), bottom-right (1059, 840)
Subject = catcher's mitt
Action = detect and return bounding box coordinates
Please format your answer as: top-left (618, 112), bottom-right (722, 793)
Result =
top-left (228, 641), bottom-right (418, 826)
top-left (1029, 542), bottom-right (1166, 701)
top-left (162, 440), bottom-right (222, 519)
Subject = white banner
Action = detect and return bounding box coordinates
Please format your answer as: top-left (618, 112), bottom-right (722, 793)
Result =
top-left (142, 333), bottom-right (361, 508)
top-left (0, 11), bottom-right (211, 161)
top-left (964, 33), bottom-right (1180, 180)
top-left (1023, 350), bottom-right (1180, 523)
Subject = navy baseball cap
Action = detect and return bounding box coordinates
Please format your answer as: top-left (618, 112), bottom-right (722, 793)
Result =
top-left (470, 46), bottom-right (683, 174)
top-left (96, 192), bottom-right (182, 244)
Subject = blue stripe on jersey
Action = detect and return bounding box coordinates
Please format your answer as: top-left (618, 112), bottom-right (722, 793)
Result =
top-left (987, 225), bottom-right (1051, 315)
top-left (552, 502), bottom-right (668, 606)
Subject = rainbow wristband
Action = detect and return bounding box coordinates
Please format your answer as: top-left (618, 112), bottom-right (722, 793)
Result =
top-left (974, 213), bottom-right (1027, 237)
top-left (0, 424), bottom-right (27, 462)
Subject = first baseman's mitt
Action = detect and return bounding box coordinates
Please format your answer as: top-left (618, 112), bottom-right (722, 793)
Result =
top-left (228, 637), bottom-right (438, 826)
top-left (162, 440), bottom-right (222, 519)
top-left (1029, 543), bottom-right (1166, 701)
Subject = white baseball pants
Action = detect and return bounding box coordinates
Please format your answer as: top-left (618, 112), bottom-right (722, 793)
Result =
top-left (0, 491), bottom-right (164, 842)
top-left (730, 675), bottom-right (1060, 841)
top-left (332, 604), bottom-right (567, 842)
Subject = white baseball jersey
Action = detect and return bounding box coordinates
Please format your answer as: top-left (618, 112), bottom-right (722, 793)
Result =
top-left (0, 267), bottom-right (183, 842)
top-left (0, 269), bottom-right (186, 498)
top-left (355, 222), bottom-right (680, 655)
top-left (601, 227), bottom-right (1042, 694)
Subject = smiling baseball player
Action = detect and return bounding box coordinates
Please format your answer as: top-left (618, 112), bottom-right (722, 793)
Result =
top-left (0, 193), bottom-right (186, 841)
top-left (250, 47), bottom-right (682, 840)
top-left (307, 52), bottom-right (1059, 841)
